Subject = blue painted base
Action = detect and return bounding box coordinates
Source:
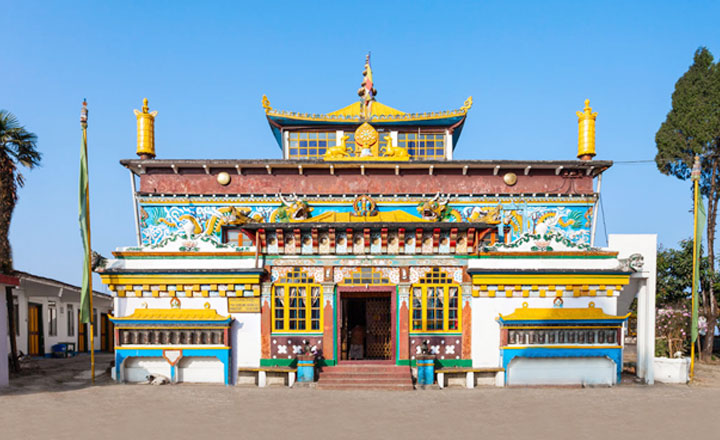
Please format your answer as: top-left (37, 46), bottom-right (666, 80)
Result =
top-left (297, 359), bottom-right (314, 382)
top-left (417, 359), bottom-right (435, 386)
top-left (501, 347), bottom-right (623, 383)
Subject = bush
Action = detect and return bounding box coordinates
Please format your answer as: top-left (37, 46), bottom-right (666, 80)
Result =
top-left (656, 302), bottom-right (691, 357)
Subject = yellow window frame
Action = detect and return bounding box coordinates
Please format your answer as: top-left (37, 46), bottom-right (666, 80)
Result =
top-left (410, 269), bottom-right (461, 333)
top-left (272, 270), bottom-right (323, 333)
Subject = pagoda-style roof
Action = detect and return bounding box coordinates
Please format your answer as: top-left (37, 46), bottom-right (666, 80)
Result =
top-left (263, 96), bottom-right (471, 151)
top-left (497, 302), bottom-right (630, 324)
top-left (262, 54), bottom-right (472, 151)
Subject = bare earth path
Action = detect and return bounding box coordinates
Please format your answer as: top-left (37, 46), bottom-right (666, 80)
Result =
top-left (1, 355), bottom-right (718, 440)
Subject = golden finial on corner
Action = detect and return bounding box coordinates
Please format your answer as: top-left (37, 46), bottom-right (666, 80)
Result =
top-left (134, 98), bottom-right (158, 160)
top-left (262, 95), bottom-right (272, 113)
top-left (576, 98), bottom-right (597, 160)
top-left (461, 96), bottom-right (473, 112)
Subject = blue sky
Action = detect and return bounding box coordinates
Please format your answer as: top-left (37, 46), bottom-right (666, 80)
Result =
top-left (3, 1), bottom-right (719, 288)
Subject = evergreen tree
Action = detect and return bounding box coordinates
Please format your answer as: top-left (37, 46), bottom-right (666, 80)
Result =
top-left (655, 47), bottom-right (720, 360)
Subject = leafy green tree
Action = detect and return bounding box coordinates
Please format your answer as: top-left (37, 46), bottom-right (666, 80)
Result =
top-left (655, 47), bottom-right (720, 360)
top-left (1, 110), bottom-right (40, 372)
top-left (656, 240), bottom-right (719, 307)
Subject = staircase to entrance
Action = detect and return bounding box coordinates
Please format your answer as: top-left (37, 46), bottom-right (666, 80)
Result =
top-left (317, 362), bottom-right (414, 390)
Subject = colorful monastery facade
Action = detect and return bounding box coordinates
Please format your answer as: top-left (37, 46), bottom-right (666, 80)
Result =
top-left (99, 58), bottom-right (652, 386)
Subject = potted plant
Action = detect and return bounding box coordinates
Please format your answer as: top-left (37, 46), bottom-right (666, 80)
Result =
top-left (416, 340), bottom-right (436, 388)
top-left (654, 303), bottom-right (691, 384)
top-left (296, 340), bottom-right (317, 383)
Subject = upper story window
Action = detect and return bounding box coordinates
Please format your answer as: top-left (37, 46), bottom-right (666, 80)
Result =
top-left (398, 133), bottom-right (445, 160)
top-left (288, 132), bottom-right (336, 159)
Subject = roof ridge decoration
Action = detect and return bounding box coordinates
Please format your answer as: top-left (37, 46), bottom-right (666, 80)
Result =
top-left (120, 230), bottom-right (246, 253)
top-left (482, 230), bottom-right (594, 253)
top-left (357, 53), bottom-right (377, 121)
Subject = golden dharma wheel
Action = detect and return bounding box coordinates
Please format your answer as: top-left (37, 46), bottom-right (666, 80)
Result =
top-left (355, 122), bottom-right (379, 147)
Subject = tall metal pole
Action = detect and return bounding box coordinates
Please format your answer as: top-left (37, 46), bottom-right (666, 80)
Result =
top-left (690, 157), bottom-right (700, 381)
top-left (129, 171), bottom-right (142, 246)
top-left (81, 102), bottom-right (95, 384)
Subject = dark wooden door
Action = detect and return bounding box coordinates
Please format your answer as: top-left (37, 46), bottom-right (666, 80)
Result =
top-left (78, 310), bottom-right (88, 352)
top-left (365, 298), bottom-right (391, 360)
top-left (100, 313), bottom-right (110, 351)
top-left (27, 303), bottom-right (43, 356)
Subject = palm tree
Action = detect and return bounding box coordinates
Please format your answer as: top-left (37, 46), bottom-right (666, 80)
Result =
top-left (1, 110), bottom-right (40, 372)
top-left (0, 110), bottom-right (41, 274)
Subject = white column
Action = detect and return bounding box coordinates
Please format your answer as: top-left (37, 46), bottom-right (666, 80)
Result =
top-left (445, 130), bottom-right (452, 160)
top-left (283, 130), bottom-right (290, 159)
top-left (636, 279), bottom-right (647, 380)
top-left (0, 286), bottom-right (8, 387)
top-left (641, 278), bottom-right (655, 384)
top-left (390, 131), bottom-right (398, 147)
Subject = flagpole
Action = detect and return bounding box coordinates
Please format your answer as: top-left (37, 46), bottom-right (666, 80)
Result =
top-left (690, 155), bottom-right (700, 381)
top-left (81, 100), bottom-right (95, 384)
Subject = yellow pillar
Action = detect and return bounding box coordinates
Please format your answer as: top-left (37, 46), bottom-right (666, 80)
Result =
top-left (134, 98), bottom-right (158, 159)
top-left (576, 99), bottom-right (597, 160)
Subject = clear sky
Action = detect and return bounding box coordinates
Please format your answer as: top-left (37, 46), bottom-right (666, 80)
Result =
top-left (3, 1), bottom-right (720, 288)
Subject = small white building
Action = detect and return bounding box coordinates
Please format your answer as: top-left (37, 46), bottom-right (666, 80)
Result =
top-left (1, 274), bottom-right (20, 387)
top-left (7, 271), bottom-right (113, 357)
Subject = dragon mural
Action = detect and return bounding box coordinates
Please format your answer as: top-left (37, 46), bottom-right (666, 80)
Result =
top-left (416, 193), bottom-right (462, 222)
top-left (270, 194), bottom-right (314, 222)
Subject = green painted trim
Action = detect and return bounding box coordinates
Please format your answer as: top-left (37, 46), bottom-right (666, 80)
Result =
top-left (396, 359), bottom-right (472, 367)
top-left (259, 358), bottom-right (335, 367)
top-left (395, 285), bottom-right (400, 362)
top-left (332, 285), bottom-right (338, 362)
top-left (119, 255), bottom-right (254, 260)
top-left (260, 358), bottom-right (296, 367)
top-left (270, 332), bottom-right (323, 337)
top-left (410, 332), bottom-right (463, 336)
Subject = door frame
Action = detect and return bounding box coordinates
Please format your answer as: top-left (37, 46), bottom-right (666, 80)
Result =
top-left (27, 302), bottom-right (44, 356)
top-left (336, 286), bottom-right (396, 363)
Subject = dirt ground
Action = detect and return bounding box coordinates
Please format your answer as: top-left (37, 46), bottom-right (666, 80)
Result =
top-left (1, 354), bottom-right (718, 440)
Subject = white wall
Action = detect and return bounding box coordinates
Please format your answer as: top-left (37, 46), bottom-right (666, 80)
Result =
top-left (608, 233), bottom-right (657, 384)
top-left (9, 286), bottom-right (112, 355)
top-left (471, 296), bottom-right (617, 368)
top-left (0, 287), bottom-right (8, 387)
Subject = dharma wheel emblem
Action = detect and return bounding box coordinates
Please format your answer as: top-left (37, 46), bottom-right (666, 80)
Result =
top-left (353, 195), bottom-right (377, 216)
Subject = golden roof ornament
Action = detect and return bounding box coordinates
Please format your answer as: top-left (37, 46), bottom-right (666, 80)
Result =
top-left (134, 98), bottom-right (158, 159)
top-left (576, 99), bottom-right (597, 160)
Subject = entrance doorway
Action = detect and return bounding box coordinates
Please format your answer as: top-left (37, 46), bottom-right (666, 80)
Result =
top-left (340, 291), bottom-right (393, 361)
top-left (27, 303), bottom-right (44, 356)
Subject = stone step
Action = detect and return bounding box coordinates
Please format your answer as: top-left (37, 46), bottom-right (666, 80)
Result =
top-left (317, 363), bottom-right (414, 390)
top-left (316, 382), bottom-right (414, 391)
top-left (318, 376), bottom-right (413, 384)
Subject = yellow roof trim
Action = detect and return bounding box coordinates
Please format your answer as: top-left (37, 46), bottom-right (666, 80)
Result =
top-left (111, 307), bottom-right (230, 322)
top-left (499, 302), bottom-right (631, 322)
top-left (327, 101), bottom-right (406, 117)
top-left (472, 273), bottom-right (631, 286)
top-left (296, 210), bottom-right (429, 223)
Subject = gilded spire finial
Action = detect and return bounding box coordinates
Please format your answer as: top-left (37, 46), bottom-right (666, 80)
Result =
top-left (134, 98), bottom-right (158, 160)
top-left (357, 53), bottom-right (377, 120)
top-left (576, 98), bottom-right (597, 160)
